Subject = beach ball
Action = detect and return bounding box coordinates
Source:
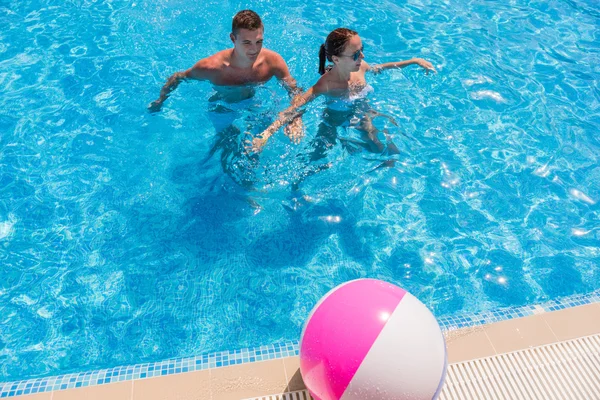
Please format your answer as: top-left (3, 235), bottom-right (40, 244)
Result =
top-left (299, 279), bottom-right (447, 400)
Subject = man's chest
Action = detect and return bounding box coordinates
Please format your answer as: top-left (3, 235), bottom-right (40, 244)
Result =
top-left (214, 65), bottom-right (273, 86)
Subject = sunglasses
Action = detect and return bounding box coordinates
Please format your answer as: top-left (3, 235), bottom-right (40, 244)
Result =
top-left (339, 46), bottom-right (364, 62)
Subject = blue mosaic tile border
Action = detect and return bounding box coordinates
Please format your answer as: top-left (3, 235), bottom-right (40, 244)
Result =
top-left (437, 289), bottom-right (600, 331)
top-left (0, 342), bottom-right (299, 398)
top-left (2, 289), bottom-right (599, 398)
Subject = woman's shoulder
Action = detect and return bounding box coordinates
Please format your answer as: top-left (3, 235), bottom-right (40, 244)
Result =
top-left (359, 61), bottom-right (372, 75)
top-left (313, 74), bottom-right (333, 95)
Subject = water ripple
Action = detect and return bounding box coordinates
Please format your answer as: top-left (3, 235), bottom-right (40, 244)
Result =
top-left (1, 0), bottom-right (599, 383)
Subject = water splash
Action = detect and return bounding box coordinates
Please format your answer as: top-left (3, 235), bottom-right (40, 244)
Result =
top-left (470, 90), bottom-right (507, 103)
top-left (0, 214), bottom-right (17, 240)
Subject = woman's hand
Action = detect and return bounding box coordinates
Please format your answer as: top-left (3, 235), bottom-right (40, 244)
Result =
top-left (413, 58), bottom-right (436, 73)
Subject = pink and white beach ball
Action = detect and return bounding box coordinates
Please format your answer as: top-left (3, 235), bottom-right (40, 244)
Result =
top-left (299, 279), bottom-right (447, 400)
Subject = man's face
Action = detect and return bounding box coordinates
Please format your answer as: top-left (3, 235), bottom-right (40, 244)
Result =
top-left (231, 28), bottom-right (264, 62)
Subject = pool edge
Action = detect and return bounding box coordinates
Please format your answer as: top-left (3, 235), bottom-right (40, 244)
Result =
top-left (2, 289), bottom-right (600, 398)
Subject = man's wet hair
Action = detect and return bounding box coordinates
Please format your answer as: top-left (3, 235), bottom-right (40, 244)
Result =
top-left (232, 10), bottom-right (263, 37)
top-left (319, 28), bottom-right (358, 75)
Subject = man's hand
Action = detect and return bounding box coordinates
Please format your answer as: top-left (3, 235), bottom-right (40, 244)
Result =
top-left (148, 99), bottom-right (163, 113)
top-left (413, 58), bottom-right (436, 73)
top-left (284, 116), bottom-right (304, 144)
top-left (245, 134), bottom-right (269, 154)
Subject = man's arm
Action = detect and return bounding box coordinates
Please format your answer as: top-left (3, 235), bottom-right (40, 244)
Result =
top-left (368, 58), bottom-right (436, 74)
top-left (247, 82), bottom-right (327, 153)
top-left (271, 53), bottom-right (305, 143)
top-left (148, 60), bottom-right (213, 113)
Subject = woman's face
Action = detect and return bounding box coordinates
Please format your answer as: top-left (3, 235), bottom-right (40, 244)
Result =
top-left (333, 35), bottom-right (364, 72)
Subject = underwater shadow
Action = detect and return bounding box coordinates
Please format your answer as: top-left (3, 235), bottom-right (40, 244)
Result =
top-left (245, 199), bottom-right (374, 270)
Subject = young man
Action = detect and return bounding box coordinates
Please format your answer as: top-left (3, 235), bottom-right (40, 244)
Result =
top-left (149, 10), bottom-right (302, 143)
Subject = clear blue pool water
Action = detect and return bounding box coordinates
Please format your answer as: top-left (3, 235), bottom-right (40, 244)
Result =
top-left (1, 0), bottom-right (599, 383)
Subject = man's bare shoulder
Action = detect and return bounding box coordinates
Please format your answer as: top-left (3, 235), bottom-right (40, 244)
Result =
top-left (194, 49), bottom-right (233, 70)
top-left (185, 50), bottom-right (232, 80)
top-left (261, 48), bottom-right (286, 66)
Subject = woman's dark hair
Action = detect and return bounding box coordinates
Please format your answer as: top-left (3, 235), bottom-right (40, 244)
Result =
top-left (319, 28), bottom-right (358, 75)
top-left (232, 10), bottom-right (263, 37)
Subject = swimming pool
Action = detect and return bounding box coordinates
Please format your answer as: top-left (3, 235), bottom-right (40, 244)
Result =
top-left (1, 0), bottom-right (599, 384)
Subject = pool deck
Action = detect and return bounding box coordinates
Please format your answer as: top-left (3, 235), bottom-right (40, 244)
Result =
top-left (9, 301), bottom-right (600, 400)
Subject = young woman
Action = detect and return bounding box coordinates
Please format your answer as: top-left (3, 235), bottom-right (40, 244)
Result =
top-left (247, 28), bottom-right (435, 155)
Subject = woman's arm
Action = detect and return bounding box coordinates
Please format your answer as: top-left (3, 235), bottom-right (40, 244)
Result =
top-left (246, 85), bottom-right (322, 153)
top-left (369, 58), bottom-right (436, 74)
